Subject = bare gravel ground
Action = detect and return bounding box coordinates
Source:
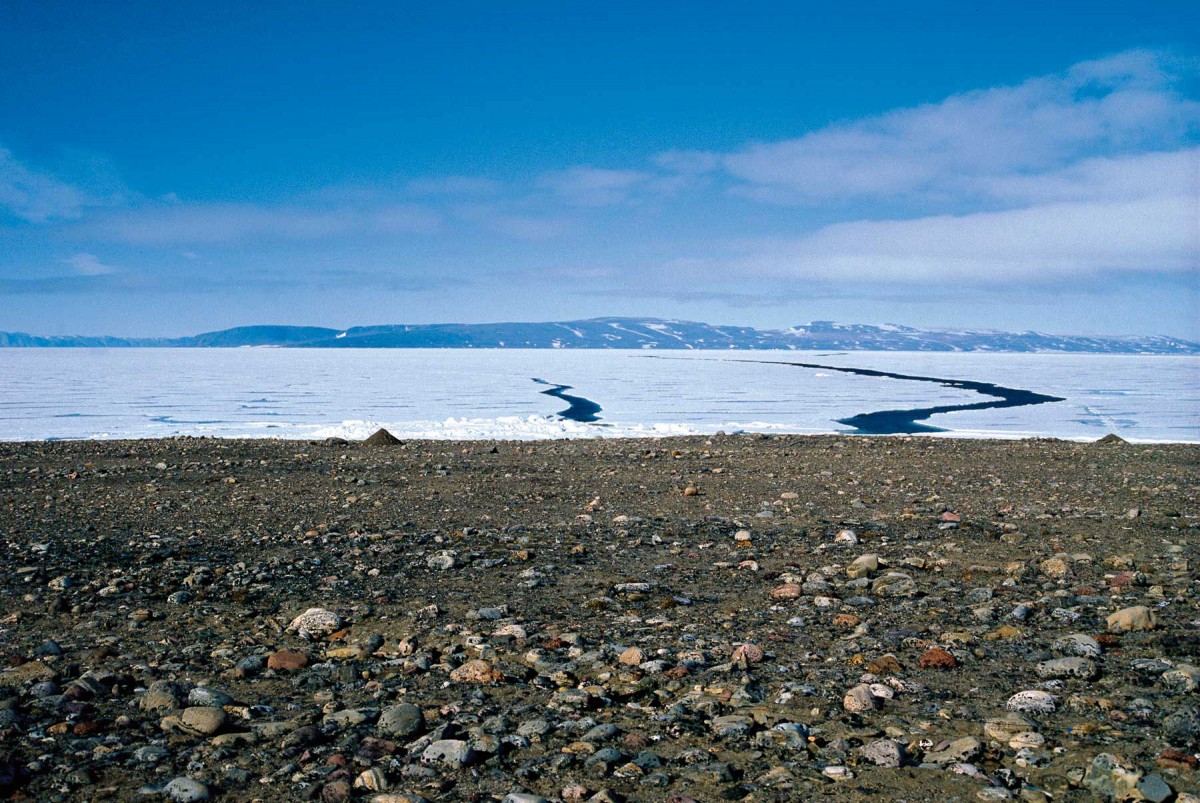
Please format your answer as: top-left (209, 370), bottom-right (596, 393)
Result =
top-left (0, 434), bottom-right (1197, 802)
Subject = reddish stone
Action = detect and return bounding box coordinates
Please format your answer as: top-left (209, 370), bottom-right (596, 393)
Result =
top-left (918, 647), bottom-right (958, 670)
top-left (320, 780), bottom-right (352, 803)
top-left (267, 649), bottom-right (309, 671)
top-left (939, 511), bottom-right (961, 522)
top-left (1158, 749), bottom-right (1199, 771)
top-left (664, 665), bottom-right (689, 679)
top-left (622, 732), bottom-right (650, 749)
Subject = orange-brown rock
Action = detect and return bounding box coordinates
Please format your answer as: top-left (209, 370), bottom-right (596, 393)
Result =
top-left (918, 647), bottom-right (957, 670)
top-left (267, 650), bottom-right (309, 671)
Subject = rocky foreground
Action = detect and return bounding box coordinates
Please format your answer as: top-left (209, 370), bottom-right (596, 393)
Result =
top-left (0, 434), bottom-right (1197, 802)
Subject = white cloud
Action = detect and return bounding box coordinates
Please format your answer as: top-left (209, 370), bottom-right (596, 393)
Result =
top-left (65, 252), bottom-right (117, 276)
top-left (94, 202), bottom-right (441, 244)
top-left (715, 50), bottom-right (1198, 204)
top-left (537, 166), bottom-right (652, 206)
top-left (730, 194), bottom-right (1197, 282)
top-left (405, 175), bottom-right (502, 196)
top-left (0, 146), bottom-right (90, 222)
top-left (973, 147), bottom-right (1199, 204)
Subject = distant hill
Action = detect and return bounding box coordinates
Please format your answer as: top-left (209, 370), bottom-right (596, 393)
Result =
top-left (1, 317), bottom-right (1196, 353)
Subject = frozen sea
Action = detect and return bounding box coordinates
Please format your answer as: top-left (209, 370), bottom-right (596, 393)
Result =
top-left (0, 348), bottom-right (1196, 442)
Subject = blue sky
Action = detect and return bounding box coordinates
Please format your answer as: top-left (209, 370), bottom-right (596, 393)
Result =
top-left (1, 1), bottom-right (1197, 337)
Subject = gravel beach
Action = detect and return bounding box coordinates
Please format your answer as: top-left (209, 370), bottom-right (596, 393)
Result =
top-left (0, 434), bottom-right (1197, 802)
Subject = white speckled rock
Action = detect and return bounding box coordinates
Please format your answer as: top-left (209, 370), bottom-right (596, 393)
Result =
top-left (164, 778), bottom-right (210, 803)
top-left (288, 607), bottom-right (344, 640)
top-left (1007, 690), bottom-right (1057, 714)
top-left (1163, 664), bottom-right (1200, 693)
top-left (1051, 634), bottom-right (1102, 658)
top-left (1036, 656), bottom-right (1099, 680)
top-left (1008, 731), bottom-right (1046, 750)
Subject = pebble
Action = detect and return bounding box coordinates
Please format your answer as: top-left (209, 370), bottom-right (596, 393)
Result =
top-left (267, 649), bottom-right (308, 671)
top-left (1006, 690), bottom-right (1057, 714)
top-left (422, 739), bottom-right (477, 766)
top-left (377, 703), bottom-right (425, 739)
top-left (843, 684), bottom-right (881, 713)
top-left (449, 659), bottom-right (504, 683)
top-left (924, 737), bottom-right (981, 765)
top-left (846, 553), bottom-right (879, 579)
top-left (163, 777), bottom-right (211, 802)
top-left (860, 738), bottom-right (905, 767)
top-left (179, 706), bottom-right (226, 736)
top-left (1107, 605), bottom-right (1157, 632)
top-left (618, 646), bottom-right (646, 666)
top-left (288, 607), bottom-right (344, 639)
top-left (1050, 633), bottom-right (1102, 658)
top-left (1035, 656), bottom-right (1099, 680)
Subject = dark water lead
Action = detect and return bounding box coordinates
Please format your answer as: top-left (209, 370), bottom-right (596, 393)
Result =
top-left (724, 360), bottom-right (1064, 434)
top-left (532, 378), bottom-right (603, 423)
top-left (741, 360), bottom-right (1065, 434)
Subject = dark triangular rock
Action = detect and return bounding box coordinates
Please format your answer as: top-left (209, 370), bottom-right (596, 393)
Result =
top-left (1094, 433), bottom-right (1127, 445)
top-left (363, 428), bottom-right (403, 446)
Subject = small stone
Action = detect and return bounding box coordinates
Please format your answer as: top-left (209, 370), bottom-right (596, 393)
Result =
top-left (267, 650), bottom-right (308, 671)
top-left (1163, 664), bottom-right (1200, 693)
top-left (918, 647), bottom-right (957, 669)
top-left (860, 739), bottom-right (905, 767)
top-left (1036, 656), bottom-right (1099, 680)
top-left (187, 687), bottom-right (233, 707)
top-left (770, 583), bottom-right (802, 600)
top-left (846, 553), bottom-right (880, 579)
top-left (618, 646), bottom-right (646, 666)
top-left (450, 659), bottom-right (504, 684)
top-left (288, 608), bottom-right (344, 640)
top-left (179, 706), bottom-right (226, 736)
top-left (709, 715), bottom-right (754, 738)
top-left (354, 767), bottom-right (389, 791)
top-left (834, 529), bottom-right (858, 544)
top-left (163, 777), bottom-right (211, 802)
top-left (321, 781), bottom-right (352, 803)
top-left (1137, 774), bottom-right (1174, 803)
top-left (871, 573), bottom-right (915, 597)
top-left (984, 713), bottom-right (1038, 742)
top-left (1007, 690), bottom-right (1056, 715)
top-left (377, 703), bottom-right (425, 739)
top-left (1039, 557), bottom-right (1071, 580)
top-left (1107, 606), bottom-right (1156, 632)
top-left (731, 643), bottom-right (764, 664)
top-left (1051, 634), bottom-right (1102, 658)
top-left (1084, 753), bottom-right (1143, 800)
top-left (866, 654), bottom-right (902, 675)
top-left (1008, 731), bottom-right (1045, 750)
top-left (843, 684), bottom-right (879, 713)
top-left (925, 736), bottom-right (981, 765)
top-left (422, 739), bottom-right (477, 766)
